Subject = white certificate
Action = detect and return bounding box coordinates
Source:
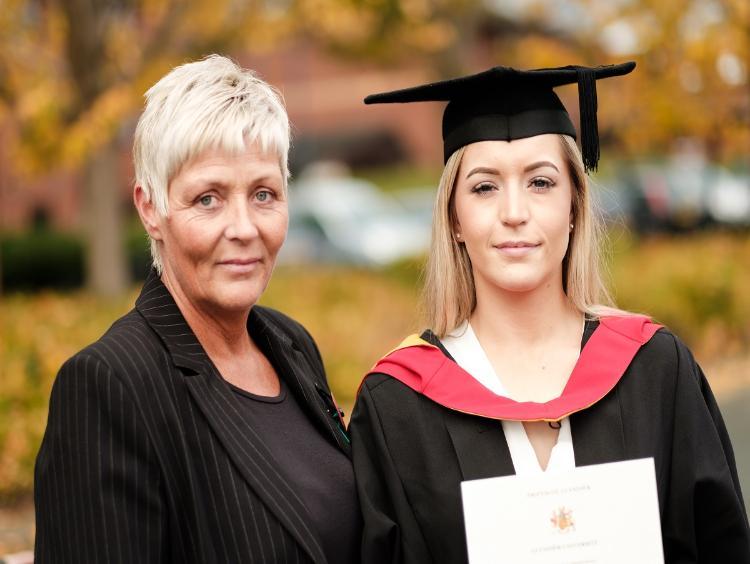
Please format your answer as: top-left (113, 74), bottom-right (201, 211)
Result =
top-left (461, 458), bottom-right (663, 564)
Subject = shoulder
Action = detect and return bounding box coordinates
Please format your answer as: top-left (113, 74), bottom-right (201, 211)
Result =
top-left (52, 318), bottom-right (144, 406)
top-left (357, 371), bottom-right (433, 418)
top-left (59, 307), bottom-right (167, 387)
top-left (360, 372), bottom-right (397, 394)
top-left (94, 308), bottom-right (165, 362)
top-left (358, 330), bottom-right (448, 394)
top-left (352, 371), bottom-right (455, 455)
top-left (597, 314), bottom-right (690, 368)
top-left (69, 308), bottom-right (145, 359)
top-left (638, 324), bottom-right (695, 366)
top-left (357, 372), bottom-right (424, 412)
top-left (623, 322), bottom-right (705, 392)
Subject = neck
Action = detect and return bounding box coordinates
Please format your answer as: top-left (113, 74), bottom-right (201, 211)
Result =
top-left (161, 272), bottom-right (252, 358)
top-left (470, 277), bottom-right (581, 346)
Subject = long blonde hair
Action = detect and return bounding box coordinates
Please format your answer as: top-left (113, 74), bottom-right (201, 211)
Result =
top-left (421, 135), bottom-right (617, 337)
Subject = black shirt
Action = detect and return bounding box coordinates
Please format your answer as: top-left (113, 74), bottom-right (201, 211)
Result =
top-left (229, 377), bottom-right (361, 564)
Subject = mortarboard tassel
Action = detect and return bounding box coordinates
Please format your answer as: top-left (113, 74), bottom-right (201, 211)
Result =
top-left (576, 67), bottom-right (599, 172)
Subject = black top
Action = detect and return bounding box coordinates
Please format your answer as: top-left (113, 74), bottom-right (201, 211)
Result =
top-left (230, 378), bottom-right (361, 564)
top-left (350, 323), bottom-right (750, 564)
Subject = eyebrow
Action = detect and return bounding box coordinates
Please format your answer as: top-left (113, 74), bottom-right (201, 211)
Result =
top-left (524, 160), bottom-right (560, 173)
top-left (465, 161), bottom-right (560, 179)
top-left (190, 175), bottom-right (280, 190)
top-left (465, 167), bottom-right (499, 178)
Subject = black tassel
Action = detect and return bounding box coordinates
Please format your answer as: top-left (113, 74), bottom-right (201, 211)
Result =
top-left (576, 67), bottom-right (599, 172)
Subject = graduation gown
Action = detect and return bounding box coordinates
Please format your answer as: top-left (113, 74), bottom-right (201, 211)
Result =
top-left (350, 318), bottom-right (750, 564)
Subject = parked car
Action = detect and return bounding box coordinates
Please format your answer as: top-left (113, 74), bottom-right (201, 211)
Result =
top-left (598, 161), bottom-right (750, 232)
top-left (278, 176), bottom-right (431, 266)
top-left (391, 186), bottom-right (436, 226)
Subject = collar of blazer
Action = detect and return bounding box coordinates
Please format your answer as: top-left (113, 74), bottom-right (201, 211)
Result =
top-left (134, 269), bottom-right (351, 454)
top-left (134, 269), bottom-right (343, 563)
top-left (134, 268), bottom-right (299, 375)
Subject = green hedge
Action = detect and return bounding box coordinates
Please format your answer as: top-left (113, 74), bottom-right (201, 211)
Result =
top-left (0, 226), bottom-right (151, 291)
top-left (1, 231), bottom-right (84, 290)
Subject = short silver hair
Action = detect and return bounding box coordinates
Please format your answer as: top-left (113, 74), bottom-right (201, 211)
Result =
top-left (133, 54), bottom-right (290, 272)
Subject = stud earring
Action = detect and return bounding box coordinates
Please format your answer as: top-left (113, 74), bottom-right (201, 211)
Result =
top-left (569, 223), bottom-right (574, 230)
top-left (455, 232), bottom-right (462, 240)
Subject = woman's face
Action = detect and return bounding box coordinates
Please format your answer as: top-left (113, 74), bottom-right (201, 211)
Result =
top-left (154, 142), bottom-right (287, 316)
top-left (452, 134), bottom-right (573, 298)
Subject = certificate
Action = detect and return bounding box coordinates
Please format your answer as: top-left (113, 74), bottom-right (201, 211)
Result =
top-left (461, 458), bottom-right (663, 564)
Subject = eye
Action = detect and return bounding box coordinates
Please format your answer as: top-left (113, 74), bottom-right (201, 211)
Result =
top-left (529, 177), bottom-right (555, 192)
top-left (255, 189), bottom-right (275, 203)
top-left (470, 182), bottom-right (496, 195)
top-left (197, 194), bottom-right (216, 207)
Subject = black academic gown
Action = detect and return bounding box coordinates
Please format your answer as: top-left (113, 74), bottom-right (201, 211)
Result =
top-left (350, 321), bottom-right (750, 564)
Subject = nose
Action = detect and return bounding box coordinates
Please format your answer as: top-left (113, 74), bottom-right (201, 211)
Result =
top-left (224, 196), bottom-right (260, 241)
top-left (499, 185), bottom-right (530, 227)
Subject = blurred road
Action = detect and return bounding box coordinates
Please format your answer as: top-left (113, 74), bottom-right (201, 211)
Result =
top-left (720, 390), bottom-right (750, 509)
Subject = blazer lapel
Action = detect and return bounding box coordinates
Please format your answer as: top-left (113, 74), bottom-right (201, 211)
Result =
top-left (135, 271), bottom-right (328, 564)
top-left (444, 391), bottom-right (627, 480)
top-left (184, 372), bottom-right (327, 564)
top-left (414, 332), bottom-right (515, 481)
top-left (135, 270), bottom-right (209, 375)
top-left (570, 389), bottom-right (627, 467)
top-left (444, 411), bottom-right (516, 481)
top-left (250, 308), bottom-right (352, 456)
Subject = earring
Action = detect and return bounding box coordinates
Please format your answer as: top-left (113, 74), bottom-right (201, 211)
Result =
top-left (455, 233), bottom-right (462, 241)
top-left (569, 223), bottom-right (574, 230)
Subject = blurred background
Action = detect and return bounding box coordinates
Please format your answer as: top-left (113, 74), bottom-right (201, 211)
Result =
top-left (0, 0), bottom-right (748, 558)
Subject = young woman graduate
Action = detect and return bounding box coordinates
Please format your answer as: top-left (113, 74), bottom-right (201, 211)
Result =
top-left (349, 62), bottom-right (750, 563)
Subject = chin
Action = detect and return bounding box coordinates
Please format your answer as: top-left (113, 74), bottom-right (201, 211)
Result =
top-left (499, 281), bottom-right (541, 294)
top-left (485, 268), bottom-right (542, 293)
top-left (213, 280), bottom-right (266, 312)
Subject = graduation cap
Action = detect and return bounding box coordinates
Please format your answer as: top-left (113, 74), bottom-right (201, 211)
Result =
top-left (364, 62), bottom-right (636, 171)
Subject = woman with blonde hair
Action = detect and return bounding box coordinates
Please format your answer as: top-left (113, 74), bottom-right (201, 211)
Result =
top-left (350, 62), bottom-right (749, 563)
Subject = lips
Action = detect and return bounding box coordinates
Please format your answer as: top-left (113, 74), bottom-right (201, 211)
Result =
top-left (494, 241), bottom-right (540, 256)
top-left (219, 258), bottom-right (260, 265)
top-left (497, 241), bottom-right (539, 249)
top-left (217, 258), bottom-right (262, 273)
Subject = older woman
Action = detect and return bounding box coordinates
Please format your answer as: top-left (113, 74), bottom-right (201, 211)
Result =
top-left (34, 55), bottom-right (360, 564)
top-left (350, 62), bottom-right (749, 563)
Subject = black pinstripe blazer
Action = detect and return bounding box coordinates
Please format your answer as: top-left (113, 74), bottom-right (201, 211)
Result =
top-left (34, 270), bottom-right (352, 563)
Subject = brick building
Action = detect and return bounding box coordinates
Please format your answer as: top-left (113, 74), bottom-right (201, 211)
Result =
top-left (0, 42), bottom-right (444, 232)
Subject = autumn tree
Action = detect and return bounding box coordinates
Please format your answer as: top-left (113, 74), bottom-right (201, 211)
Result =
top-left (0, 0), bottom-right (486, 295)
top-left (467, 0), bottom-right (749, 163)
top-left (3, 0), bottom-right (743, 296)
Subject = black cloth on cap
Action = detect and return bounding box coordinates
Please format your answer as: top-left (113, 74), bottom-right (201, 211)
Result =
top-left (364, 62), bottom-right (636, 171)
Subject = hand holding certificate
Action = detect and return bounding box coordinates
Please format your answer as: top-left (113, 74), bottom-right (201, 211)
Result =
top-left (461, 458), bottom-right (663, 564)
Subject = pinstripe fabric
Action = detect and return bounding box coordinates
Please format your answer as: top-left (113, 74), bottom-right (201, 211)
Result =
top-left (34, 270), bottom-right (351, 563)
